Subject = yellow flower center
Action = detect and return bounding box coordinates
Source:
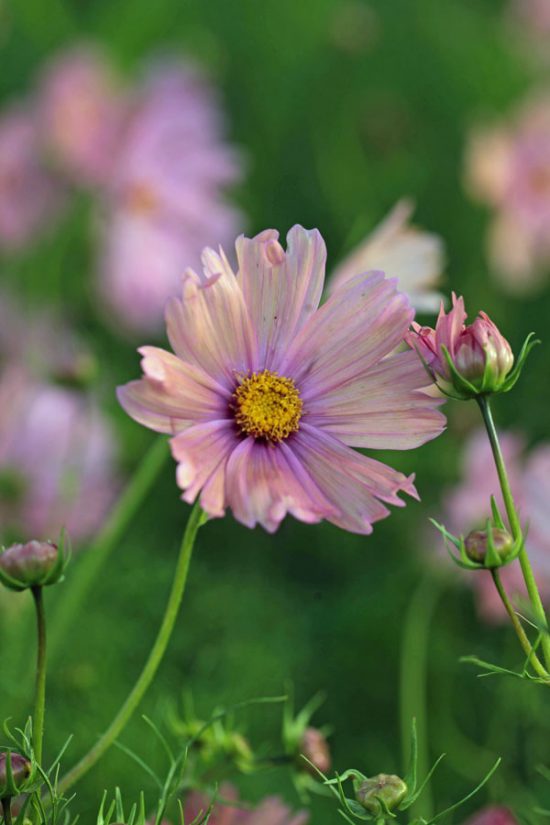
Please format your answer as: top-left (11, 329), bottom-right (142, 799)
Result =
top-left (232, 370), bottom-right (303, 443)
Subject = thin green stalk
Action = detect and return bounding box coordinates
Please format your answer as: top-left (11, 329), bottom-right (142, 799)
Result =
top-left (477, 396), bottom-right (550, 671)
top-left (490, 570), bottom-right (549, 680)
top-left (1, 798), bottom-right (12, 825)
top-left (400, 576), bottom-right (442, 821)
top-left (57, 500), bottom-right (205, 795)
top-left (31, 587), bottom-right (47, 766)
top-left (48, 438), bottom-right (169, 661)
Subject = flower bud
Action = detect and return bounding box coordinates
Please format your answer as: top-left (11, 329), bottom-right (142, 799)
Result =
top-left (355, 774), bottom-right (408, 815)
top-left (0, 539), bottom-right (64, 591)
top-left (407, 294), bottom-right (516, 398)
top-left (0, 752), bottom-right (32, 797)
top-left (299, 727), bottom-right (331, 775)
top-left (464, 528), bottom-right (514, 566)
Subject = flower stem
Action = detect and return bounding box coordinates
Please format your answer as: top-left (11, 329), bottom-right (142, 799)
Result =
top-left (57, 500), bottom-right (205, 795)
top-left (31, 586), bottom-right (47, 766)
top-left (400, 576), bottom-right (443, 821)
top-left (477, 396), bottom-right (550, 671)
top-left (490, 570), bottom-right (549, 680)
top-left (1, 798), bottom-right (12, 825)
top-left (48, 438), bottom-right (169, 662)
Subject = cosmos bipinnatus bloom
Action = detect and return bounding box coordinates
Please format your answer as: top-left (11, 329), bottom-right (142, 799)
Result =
top-left (118, 226), bottom-right (445, 533)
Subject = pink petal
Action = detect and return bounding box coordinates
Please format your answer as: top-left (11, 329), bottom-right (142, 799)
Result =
top-left (291, 424), bottom-right (418, 535)
top-left (171, 420), bottom-right (235, 515)
top-left (235, 225), bottom-right (326, 369)
top-left (435, 292), bottom-right (467, 357)
top-left (281, 272), bottom-right (413, 399)
top-left (117, 346), bottom-right (229, 434)
top-left (305, 349), bottom-right (446, 449)
top-left (165, 263), bottom-right (257, 389)
top-left (224, 437), bottom-right (338, 533)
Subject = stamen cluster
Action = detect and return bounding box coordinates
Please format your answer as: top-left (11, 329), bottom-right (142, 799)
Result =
top-left (232, 370), bottom-right (303, 443)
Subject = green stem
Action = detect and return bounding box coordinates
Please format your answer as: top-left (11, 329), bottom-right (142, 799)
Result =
top-left (31, 587), bottom-right (47, 766)
top-left (57, 500), bottom-right (204, 795)
top-left (477, 396), bottom-right (550, 671)
top-left (399, 576), bottom-right (442, 821)
top-left (48, 438), bottom-right (169, 662)
top-left (490, 570), bottom-right (549, 680)
top-left (1, 798), bottom-right (12, 825)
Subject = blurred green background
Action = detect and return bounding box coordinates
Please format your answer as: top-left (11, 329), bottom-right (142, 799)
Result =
top-left (1, 0), bottom-right (550, 821)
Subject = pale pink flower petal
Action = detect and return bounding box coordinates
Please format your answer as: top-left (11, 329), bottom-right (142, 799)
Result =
top-left (282, 272), bottom-right (413, 394)
top-left (165, 265), bottom-right (257, 389)
top-left (305, 349), bottom-right (445, 450)
top-left (292, 424), bottom-right (418, 535)
top-left (183, 785), bottom-right (308, 825)
top-left (330, 200), bottom-right (445, 312)
top-left (117, 346), bottom-right (229, 434)
top-left (171, 420), bottom-right (235, 514)
top-left (235, 225), bottom-right (326, 368)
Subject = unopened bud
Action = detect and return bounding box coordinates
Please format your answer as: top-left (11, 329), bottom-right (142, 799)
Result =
top-left (0, 752), bottom-right (32, 797)
top-left (299, 727), bottom-right (331, 775)
top-left (355, 774), bottom-right (407, 815)
top-left (0, 540), bottom-right (63, 591)
top-left (464, 528), bottom-right (514, 566)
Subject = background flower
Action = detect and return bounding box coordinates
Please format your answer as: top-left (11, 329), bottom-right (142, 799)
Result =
top-left (330, 200), bottom-right (445, 312)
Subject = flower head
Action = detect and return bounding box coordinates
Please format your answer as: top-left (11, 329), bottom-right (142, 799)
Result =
top-left (464, 97), bottom-right (550, 291)
top-left (118, 226), bottom-right (445, 533)
top-left (463, 807), bottom-right (519, 825)
top-left (407, 294), bottom-right (514, 397)
top-left (330, 200), bottom-right (445, 313)
top-left (99, 59), bottom-right (243, 334)
top-left (183, 785), bottom-right (308, 825)
top-left (38, 44), bottom-right (127, 186)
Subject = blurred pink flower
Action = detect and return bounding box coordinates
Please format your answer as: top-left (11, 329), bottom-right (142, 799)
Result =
top-left (118, 226), bottom-right (445, 533)
top-left (183, 784), bottom-right (308, 825)
top-left (99, 59), bottom-right (244, 334)
top-left (0, 292), bottom-right (117, 544)
top-left (512, 0), bottom-right (550, 31)
top-left (463, 806), bottom-right (518, 825)
top-left (442, 429), bottom-right (550, 623)
top-left (330, 200), bottom-right (445, 313)
top-left (465, 97), bottom-right (550, 291)
top-left (38, 44), bottom-right (127, 187)
top-left (0, 369), bottom-right (117, 542)
top-left (0, 105), bottom-right (63, 250)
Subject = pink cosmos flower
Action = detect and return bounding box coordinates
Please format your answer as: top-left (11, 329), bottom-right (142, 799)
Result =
top-left (0, 369), bottom-right (117, 542)
top-left (99, 59), bottom-right (243, 334)
top-left (464, 97), bottom-right (550, 291)
top-left (38, 44), bottom-right (127, 187)
top-left (0, 105), bottom-right (63, 250)
top-left (118, 226), bottom-right (445, 534)
top-left (442, 429), bottom-right (550, 623)
top-left (463, 806), bottom-right (518, 825)
top-left (183, 784), bottom-right (308, 825)
top-left (330, 200), bottom-right (445, 313)
top-left (407, 293), bottom-right (513, 395)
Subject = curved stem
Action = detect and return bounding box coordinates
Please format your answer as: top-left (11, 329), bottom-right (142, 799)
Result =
top-left (400, 575), bottom-right (442, 821)
top-left (477, 396), bottom-right (550, 671)
top-left (48, 438), bottom-right (169, 662)
top-left (57, 500), bottom-right (205, 795)
top-left (31, 587), bottom-right (47, 766)
top-left (490, 570), bottom-right (548, 680)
